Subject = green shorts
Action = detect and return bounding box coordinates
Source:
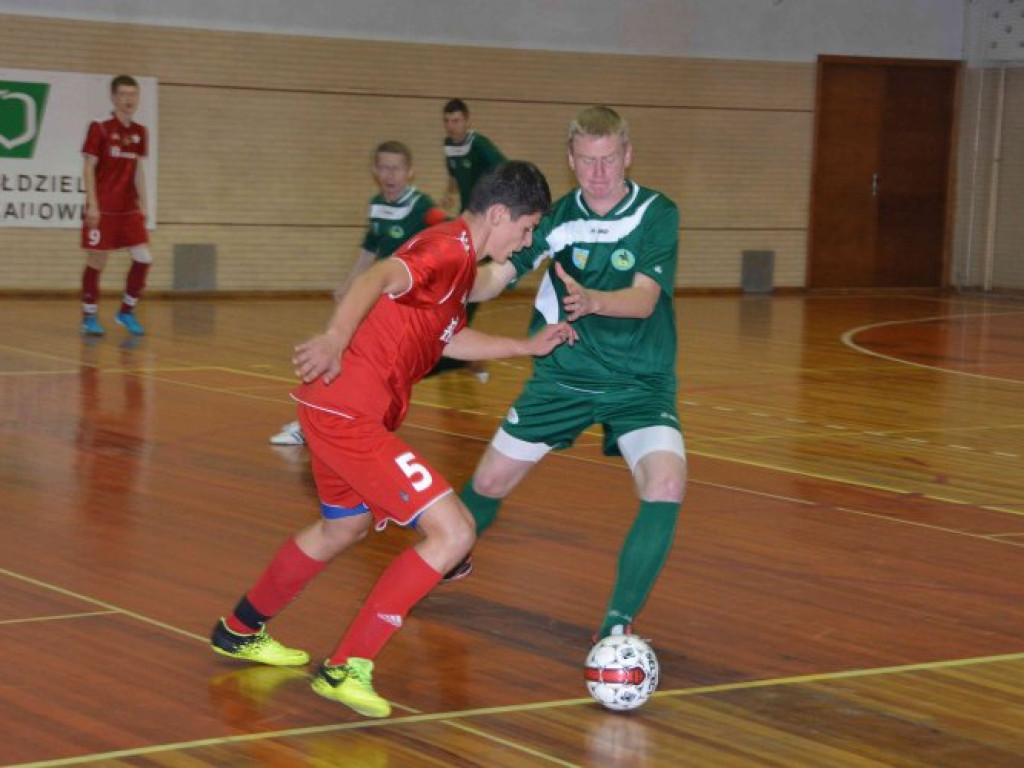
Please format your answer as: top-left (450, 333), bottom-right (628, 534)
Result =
top-left (497, 377), bottom-right (683, 464)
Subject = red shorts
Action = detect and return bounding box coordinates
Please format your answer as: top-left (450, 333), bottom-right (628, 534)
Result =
top-left (82, 210), bottom-right (148, 251)
top-left (298, 405), bottom-right (453, 528)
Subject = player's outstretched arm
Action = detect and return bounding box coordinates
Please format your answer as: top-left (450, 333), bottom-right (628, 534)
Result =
top-left (555, 262), bottom-right (660, 321)
top-left (293, 258), bottom-right (411, 385)
top-left (443, 323), bottom-right (576, 361)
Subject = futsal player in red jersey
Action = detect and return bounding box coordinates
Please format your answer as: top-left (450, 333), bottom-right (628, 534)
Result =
top-left (211, 161), bottom-right (576, 718)
top-left (79, 75), bottom-right (151, 337)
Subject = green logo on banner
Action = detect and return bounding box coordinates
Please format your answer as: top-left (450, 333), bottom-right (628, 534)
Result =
top-left (0, 81), bottom-right (50, 158)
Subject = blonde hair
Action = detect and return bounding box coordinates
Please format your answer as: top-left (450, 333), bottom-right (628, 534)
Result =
top-left (568, 106), bottom-right (629, 147)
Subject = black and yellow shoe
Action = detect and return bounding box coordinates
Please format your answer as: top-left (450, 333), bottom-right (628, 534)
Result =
top-left (210, 618), bottom-right (310, 666)
top-left (310, 658), bottom-right (391, 718)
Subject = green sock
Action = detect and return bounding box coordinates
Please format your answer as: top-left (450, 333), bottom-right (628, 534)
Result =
top-left (598, 500), bottom-right (680, 638)
top-left (459, 478), bottom-right (504, 534)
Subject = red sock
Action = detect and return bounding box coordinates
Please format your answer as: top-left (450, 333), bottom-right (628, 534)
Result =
top-left (82, 266), bottom-right (101, 315)
top-left (329, 548), bottom-right (441, 664)
top-left (120, 260), bottom-right (150, 314)
top-left (225, 538), bottom-right (326, 634)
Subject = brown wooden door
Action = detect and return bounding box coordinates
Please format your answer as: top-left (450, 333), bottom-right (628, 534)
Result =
top-left (809, 58), bottom-right (958, 288)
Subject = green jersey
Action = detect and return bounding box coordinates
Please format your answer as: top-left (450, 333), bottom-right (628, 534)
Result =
top-left (510, 181), bottom-right (679, 390)
top-left (444, 131), bottom-right (505, 211)
top-left (361, 186), bottom-right (443, 258)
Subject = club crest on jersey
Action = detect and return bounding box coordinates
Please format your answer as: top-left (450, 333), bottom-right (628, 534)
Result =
top-left (388, 225), bottom-right (404, 239)
top-left (611, 248), bottom-right (636, 271)
top-left (572, 248), bottom-right (590, 270)
top-left (461, 159), bottom-right (471, 169)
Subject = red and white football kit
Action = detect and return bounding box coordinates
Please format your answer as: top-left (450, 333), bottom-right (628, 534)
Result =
top-left (81, 114), bottom-right (148, 250)
top-left (292, 219), bottom-right (478, 527)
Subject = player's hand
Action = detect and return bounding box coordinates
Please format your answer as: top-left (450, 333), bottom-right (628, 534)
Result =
top-left (555, 262), bottom-right (596, 320)
top-left (293, 333), bottom-right (343, 385)
top-left (85, 206), bottom-right (101, 229)
top-left (528, 322), bottom-right (577, 356)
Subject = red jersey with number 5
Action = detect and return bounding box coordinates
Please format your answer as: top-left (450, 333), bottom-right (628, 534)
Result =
top-left (82, 115), bottom-right (147, 213)
top-left (293, 219), bottom-right (477, 430)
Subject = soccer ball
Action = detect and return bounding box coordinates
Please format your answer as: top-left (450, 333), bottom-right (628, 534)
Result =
top-left (583, 634), bottom-right (659, 711)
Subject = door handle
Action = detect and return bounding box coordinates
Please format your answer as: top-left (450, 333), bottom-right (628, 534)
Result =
top-left (871, 172), bottom-right (880, 197)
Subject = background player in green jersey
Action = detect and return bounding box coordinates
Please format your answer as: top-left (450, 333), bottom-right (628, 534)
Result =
top-left (433, 99), bottom-right (507, 381)
top-left (451, 106), bottom-right (686, 643)
top-left (335, 141), bottom-right (448, 298)
top-left (441, 98), bottom-right (507, 213)
top-left (270, 140), bottom-right (447, 445)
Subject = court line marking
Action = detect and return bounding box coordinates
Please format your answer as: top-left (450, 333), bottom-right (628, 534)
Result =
top-left (6, 355), bottom-right (1020, 523)
top-left (8, 353), bottom-right (1024, 469)
top-left (11, 647), bottom-right (1024, 768)
top-left (0, 610), bottom-right (118, 626)
top-left (2, 307), bottom-right (1022, 766)
top-left (402, 417), bottom-right (1024, 523)
top-left (0, 566), bottom-right (573, 768)
top-left (841, 311), bottom-right (1024, 386)
top-left (0, 567), bottom-right (208, 643)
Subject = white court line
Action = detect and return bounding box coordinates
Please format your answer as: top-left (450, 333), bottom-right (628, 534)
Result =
top-left (840, 311), bottom-right (1024, 385)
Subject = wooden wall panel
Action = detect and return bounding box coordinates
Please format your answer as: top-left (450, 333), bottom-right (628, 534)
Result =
top-left (993, 68), bottom-right (1024, 290)
top-left (0, 12), bottom-right (815, 292)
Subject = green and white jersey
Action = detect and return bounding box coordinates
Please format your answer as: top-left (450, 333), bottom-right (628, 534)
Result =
top-left (444, 131), bottom-right (505, 212)
top-left (509, 181), bottom-right (679, 390)
top-left (361, 186), bottom-right (442, 258)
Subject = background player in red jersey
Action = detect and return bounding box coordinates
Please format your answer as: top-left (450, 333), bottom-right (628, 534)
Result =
top-left (211, 161), bottom-right (577, 718)
top-left (79, 74), bottom-right (151, 337)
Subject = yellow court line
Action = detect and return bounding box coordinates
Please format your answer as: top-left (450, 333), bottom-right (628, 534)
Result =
top-left (0, 565), bottom-right (573, 768)
top-left (400, 417), bottom-right (1024, 518)
top-left (693, 422), bottom-right (1024, 443)
top-left (0, 610), bottom-right (118, 626)
top-left (833, 505), bottom-right (1024, 549)
top-left (13, 648), bottom-right (1024, 768)
top-left (86, 361), bottom-right (1021, 524)
top-left (0, 365), bottom-right (229, 377)
top-left (435, 721), bottom-right (579, 768)
top-left (0, 567), bottom-right (206, 643)
top-left (0, 368), bottom-right (81, 377)
top-left (688, 446), bottom-right (1024, 518)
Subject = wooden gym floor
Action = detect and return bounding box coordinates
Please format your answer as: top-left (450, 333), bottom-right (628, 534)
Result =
top-left (1, 291), bottom-right (1024, 767)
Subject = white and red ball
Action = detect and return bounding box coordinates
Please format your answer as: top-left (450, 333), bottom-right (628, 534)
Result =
top-left (583, 634), bottom-right (659, 711)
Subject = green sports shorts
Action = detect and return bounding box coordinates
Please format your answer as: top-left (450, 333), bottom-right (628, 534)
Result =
top-left (499, 377), bottom-right (682, 458)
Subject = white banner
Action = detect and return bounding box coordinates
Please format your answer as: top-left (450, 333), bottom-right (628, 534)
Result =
top-left (0, 69), bottom-right (158, 229)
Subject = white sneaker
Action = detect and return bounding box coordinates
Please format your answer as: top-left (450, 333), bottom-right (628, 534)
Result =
top-left (269, 420), bottom-right (305, 445)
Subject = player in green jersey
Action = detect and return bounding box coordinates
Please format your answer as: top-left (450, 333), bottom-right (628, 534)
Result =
top-left (335, 140), bottom-right (448, 298)
top-left (270, 140), bottom-right (447, 445)
top-left (450, 106), bottom-right (686, 643)
top-left (441, 98), bottom-right (507, 213)
top-left (433, 99), bottom-right (507, 381)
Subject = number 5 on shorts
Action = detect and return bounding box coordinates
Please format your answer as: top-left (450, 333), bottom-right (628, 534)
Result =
top-left (395, 451), bottom-right (432, 492)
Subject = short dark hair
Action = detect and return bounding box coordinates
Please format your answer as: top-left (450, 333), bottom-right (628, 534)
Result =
top-left (110, 75), bottom-right (139, 93)
top-left (373, 140), bottom-right (412, 165)
top-left (443, 98), bottom-right (469, 116)
top-left (467, 161), bottom-right (551, 219)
